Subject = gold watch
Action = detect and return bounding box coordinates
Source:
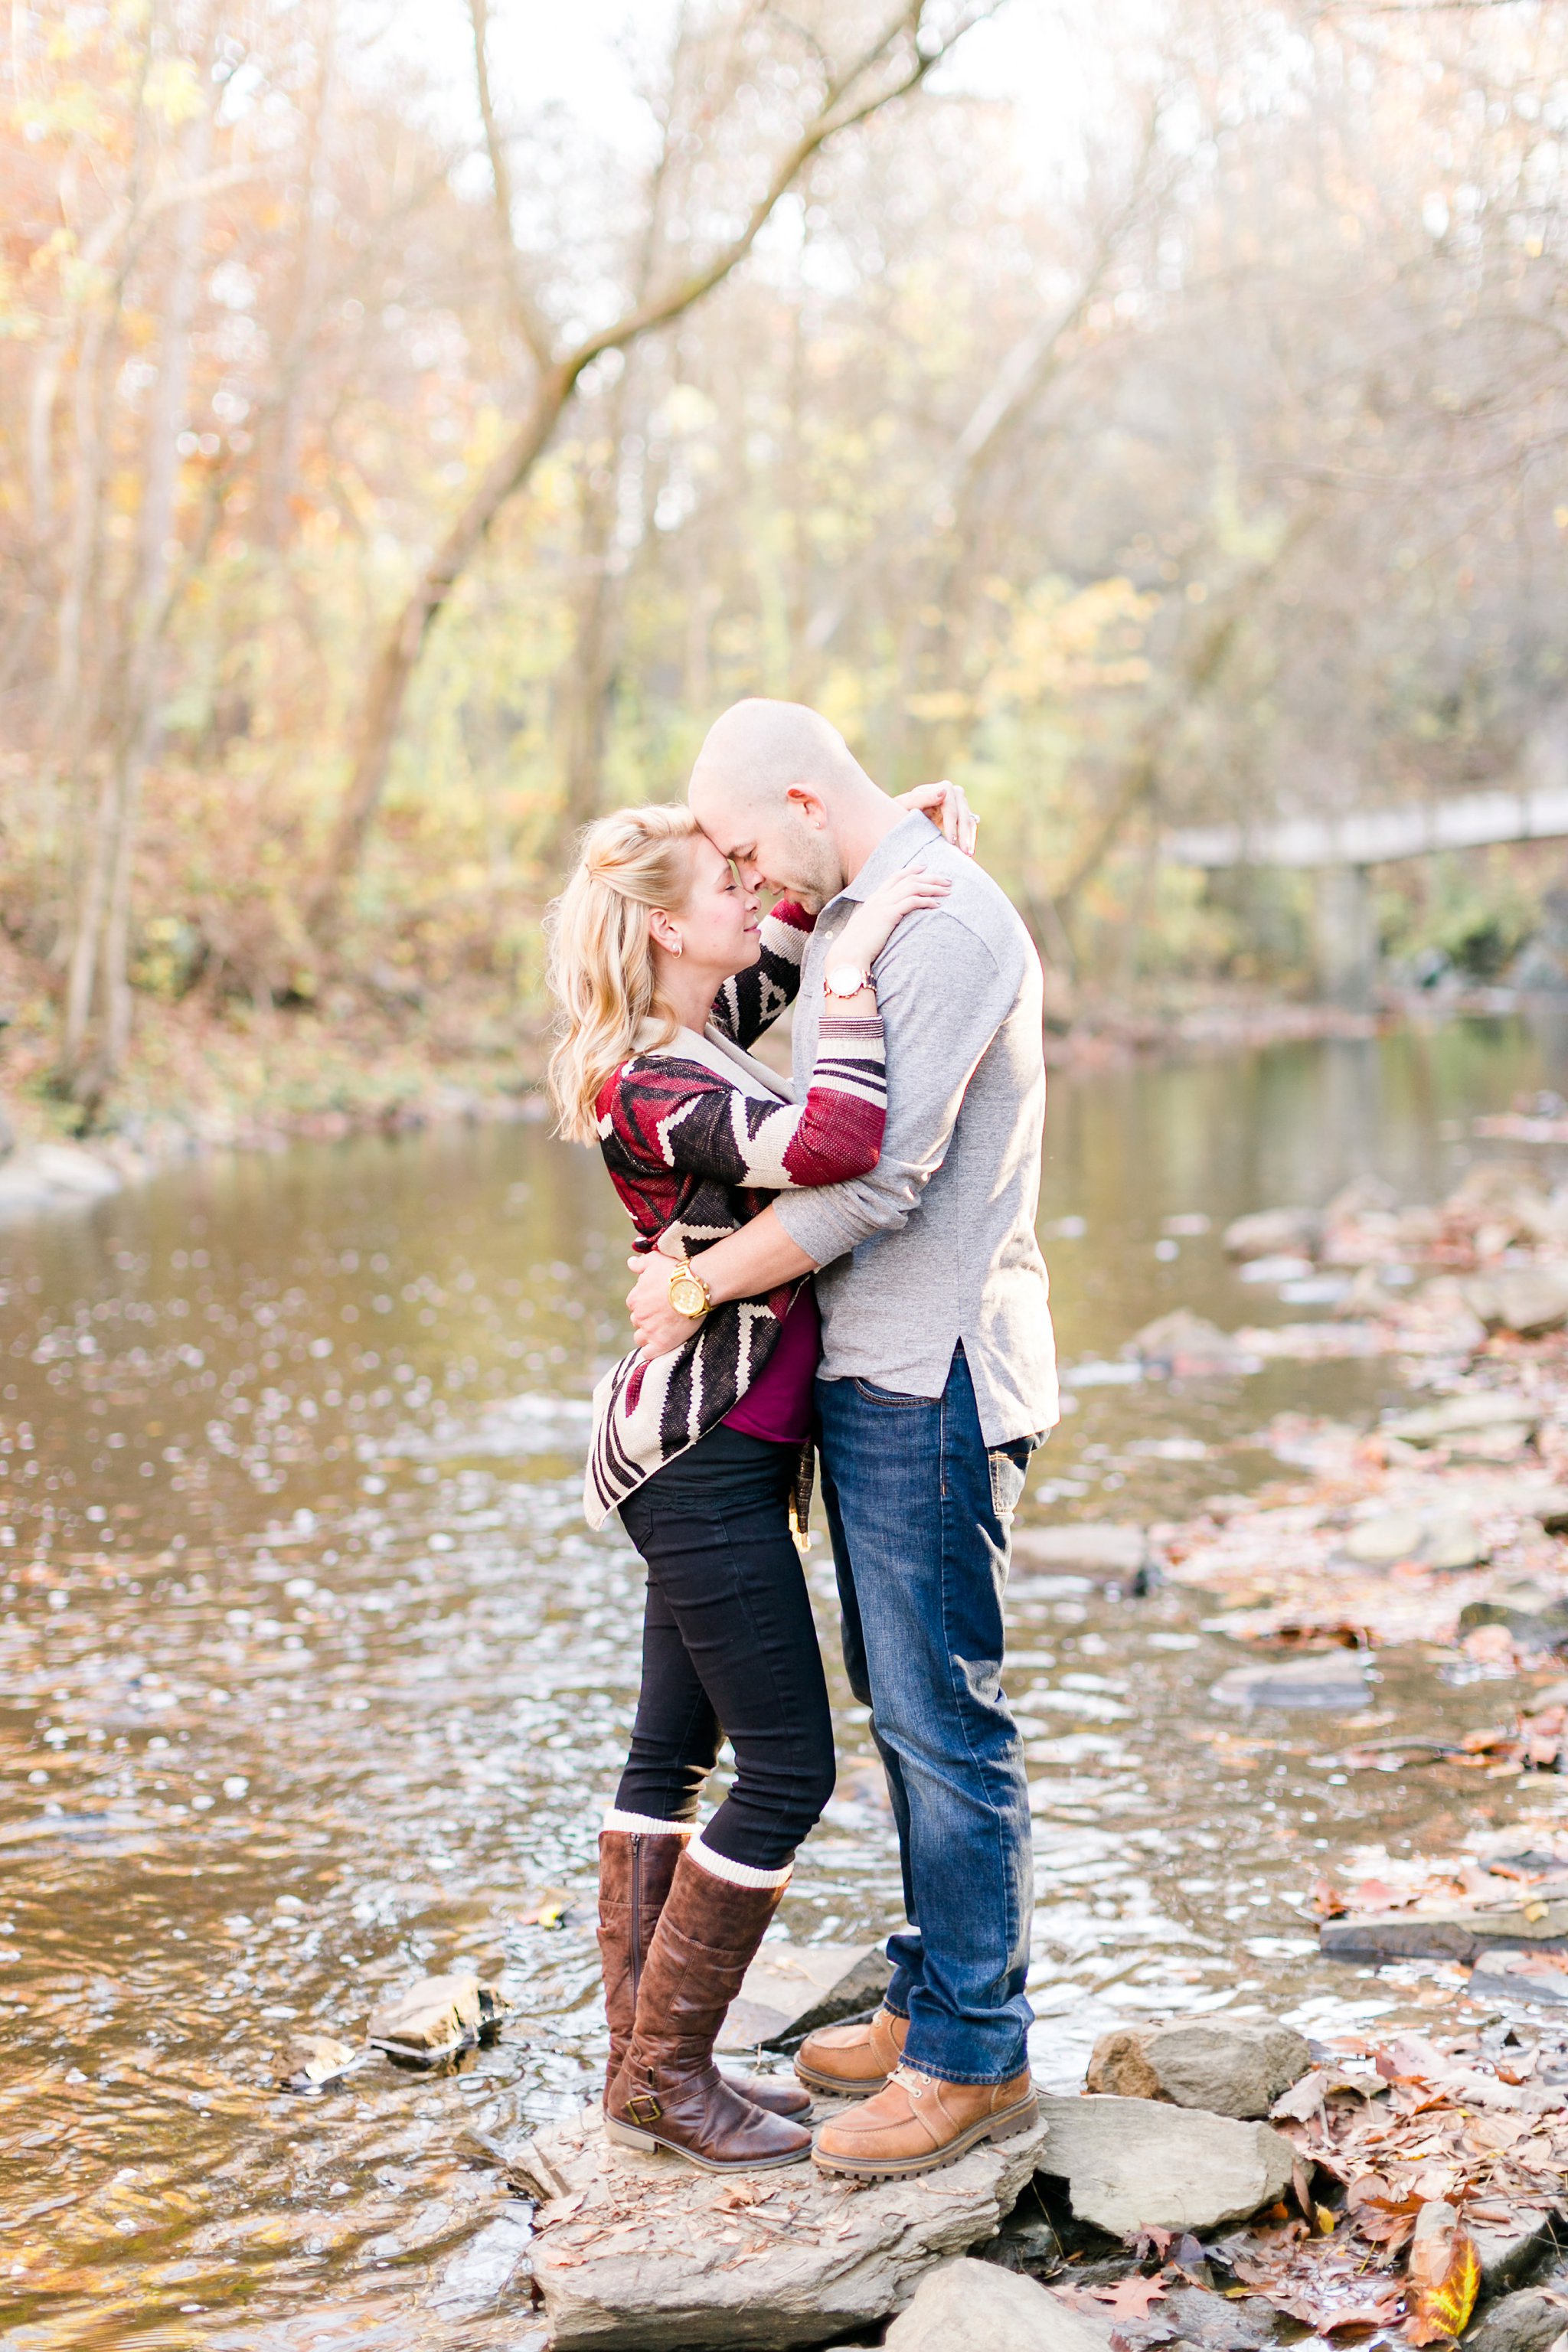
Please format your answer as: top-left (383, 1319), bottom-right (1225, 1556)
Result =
top-left (668, 1259), bottom-right (711, 1321)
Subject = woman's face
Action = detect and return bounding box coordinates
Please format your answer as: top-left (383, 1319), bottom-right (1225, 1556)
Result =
top-left (659, 834), bottom-right (761, 978)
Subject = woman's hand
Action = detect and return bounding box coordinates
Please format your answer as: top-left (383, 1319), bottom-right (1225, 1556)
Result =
top-left (896, 779), bottom-right (978, 858)
top-left (835, 866), bottom-right (950, 975)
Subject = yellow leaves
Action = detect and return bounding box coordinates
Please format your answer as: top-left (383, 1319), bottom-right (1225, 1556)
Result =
top-left (984, 573), bottom-right (1156, 715)
top-left (903, 691), bottom-right (971, 724)
top-left (1403, 2202), bottom-right (1480, 2346)
top-left (143, 55), bottom-right (205, 129)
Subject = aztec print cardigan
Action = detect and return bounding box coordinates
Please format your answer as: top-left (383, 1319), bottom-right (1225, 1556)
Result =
top-left (584, 898), bottom-right (887, 1527)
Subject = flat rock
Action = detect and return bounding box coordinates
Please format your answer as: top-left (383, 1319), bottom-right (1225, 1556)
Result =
top-left (1321, 1898), bottom-right (1568, 1964)
top-left (883, 2258), bottom-right (1109, 2351)
top-left (1459, 1589), bottom-right (1568, 1651)
top-left (1531, 1492), bottom-right (1568, 1536)
top-left (1464, 2283), bottom-right (1568, 2352)
top-left (1471, 2209), bottom-right (1564, 2301)
top-left (1086, 2018), bottom-right (1311, 2119)
top-left (1341, 1509), bottom-right (1488, 1570)
top-left (717, 1941), bottom-right (890, 2053)
top-left (1383, 1392), bottom-right (1542, 1446)
top-left (1209, 1649), bottom-right (1370, 1711)
top-left (366, 1971), bottom-right (505, 2060)
top-left (0, 1143), bottom-right (122, 1217)
top-left (1469, 1947), bottom-right (1568, 2007)
top-left (1222, 1207), bottom-right (1321, 1262)
top-left (1467, 1267), bottom-right (1568, 1338)
top-left (1034, 2095), bottom-right (1297, 2236)
top-left (277, 2034), bottom-right (361, 2093)
top-left (513, 2100), bottom-right (1052, 2349)
top-left (1125, 1312), bottom-right (1259, 1377)
top-left (1011, 1525), bottom-right (1148, 1578)
top-left (1112, 2282), bottom-right (1279, 2349)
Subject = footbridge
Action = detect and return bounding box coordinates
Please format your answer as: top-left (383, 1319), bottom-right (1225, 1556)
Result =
top-left (1163, 784), bottom-right (1568, 1005)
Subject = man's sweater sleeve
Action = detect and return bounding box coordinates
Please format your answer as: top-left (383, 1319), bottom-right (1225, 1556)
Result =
top-left (773, 910), bottom-right (1016, 1269)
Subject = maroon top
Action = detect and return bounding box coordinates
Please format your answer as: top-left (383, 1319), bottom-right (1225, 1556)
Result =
top-left (724, 1282), bottom-right (820, 1445)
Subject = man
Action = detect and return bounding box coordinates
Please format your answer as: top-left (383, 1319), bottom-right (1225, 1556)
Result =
top-left (624, 697), bottom-right (1057, 2178)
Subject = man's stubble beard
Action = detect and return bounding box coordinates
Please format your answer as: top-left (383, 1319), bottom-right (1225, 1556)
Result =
top-left (773, 825), bottom-right (843, 913)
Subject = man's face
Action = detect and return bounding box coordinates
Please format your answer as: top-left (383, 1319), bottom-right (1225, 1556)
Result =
top-left (691, 781), bottom-right (844, 910)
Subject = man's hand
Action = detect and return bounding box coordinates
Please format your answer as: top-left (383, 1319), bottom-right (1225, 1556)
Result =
top-left (896, 779), bottom-right (978, 858)
top-left (626, 1247), bottom-right (694, 1360)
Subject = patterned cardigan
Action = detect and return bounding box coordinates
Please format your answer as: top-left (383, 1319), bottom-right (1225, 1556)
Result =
top-left (584, 900), bottom-right (886, 1527)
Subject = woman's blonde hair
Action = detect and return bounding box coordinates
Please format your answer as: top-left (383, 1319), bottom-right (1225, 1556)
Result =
top-left (544, 802), bottom-right (703, 1143)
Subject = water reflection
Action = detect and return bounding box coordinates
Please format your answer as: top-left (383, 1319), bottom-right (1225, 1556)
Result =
top-left (2, 1020), bottom-right (1567, 2345)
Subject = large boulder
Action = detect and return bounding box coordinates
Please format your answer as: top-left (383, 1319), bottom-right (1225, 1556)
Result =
top-left (511, 2101), bottom-right (1052, 2348)
top-left (883, 2259), bottom-right (1109, 2351)
top-left (1086, 2017), bottom-right (1312, 2119)
top-left (1034, 2095), bottom-right (1296, 2236)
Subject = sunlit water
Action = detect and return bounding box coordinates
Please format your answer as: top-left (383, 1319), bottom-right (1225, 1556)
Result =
top-left (5, 1015), bottom-right (1568, 2349)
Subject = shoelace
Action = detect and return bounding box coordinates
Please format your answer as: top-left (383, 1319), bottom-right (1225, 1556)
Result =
top-left (888, 2063), bottom-right (935, 2100)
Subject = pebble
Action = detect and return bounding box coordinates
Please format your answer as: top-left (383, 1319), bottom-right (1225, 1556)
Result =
top-left (1209, 1650), bottom-right (1370, 1711)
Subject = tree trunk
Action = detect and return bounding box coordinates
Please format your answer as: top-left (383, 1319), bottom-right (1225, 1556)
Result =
top-left (304, 361), bottom-right (577, 941)
top-left (63, 39), bottom-right (216, 1102)
top-left (303, 0), bottom-right (963, 942)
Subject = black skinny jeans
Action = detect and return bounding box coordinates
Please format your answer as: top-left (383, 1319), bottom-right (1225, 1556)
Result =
top-left (616, 1423), bottom-right (836, 1873)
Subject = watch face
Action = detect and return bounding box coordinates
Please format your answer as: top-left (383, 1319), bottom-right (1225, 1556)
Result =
top-left (669, 1273), bottom-right (707, 1317)
top-left (826, 963), bottom-right (865, 998)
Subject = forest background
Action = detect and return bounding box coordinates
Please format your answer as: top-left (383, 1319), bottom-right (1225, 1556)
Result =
top-left (2, 0), bottom-right (1567, 1143)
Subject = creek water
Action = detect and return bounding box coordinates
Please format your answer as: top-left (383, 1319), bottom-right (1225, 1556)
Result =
top-left (5, 1014), bottom-right (1568, 2350)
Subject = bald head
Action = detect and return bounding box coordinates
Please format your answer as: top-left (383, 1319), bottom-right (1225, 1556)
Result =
top-left (689, 697), bottom-right (890, 904)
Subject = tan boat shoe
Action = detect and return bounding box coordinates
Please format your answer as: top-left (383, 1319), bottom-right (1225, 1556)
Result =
top-left (811, 2062), bottom-right (1039, 2180)
top-left (794, 2003), bottom-right (908, 2096)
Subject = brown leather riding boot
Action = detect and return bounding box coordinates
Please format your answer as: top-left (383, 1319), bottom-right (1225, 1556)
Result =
top-left (596, 1828), bottom-right (809, 2118)
top-left (605, 1850), bottom-right (812, 2171)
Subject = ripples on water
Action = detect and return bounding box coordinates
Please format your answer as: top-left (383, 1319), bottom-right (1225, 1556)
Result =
top-left (3, 1020), bottom-right (1568, 2347)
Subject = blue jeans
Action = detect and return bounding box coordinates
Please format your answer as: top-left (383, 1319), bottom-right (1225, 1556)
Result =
top-left (815, 1344), bottom-right (1038, 2086)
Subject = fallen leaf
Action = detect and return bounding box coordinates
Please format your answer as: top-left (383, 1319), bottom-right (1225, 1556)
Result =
top-left (1404, 2201), bottom-right (1480, 2346)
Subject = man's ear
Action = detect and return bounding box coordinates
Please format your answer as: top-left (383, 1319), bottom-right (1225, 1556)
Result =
top-left (785, 784), bottom-right (828, 832)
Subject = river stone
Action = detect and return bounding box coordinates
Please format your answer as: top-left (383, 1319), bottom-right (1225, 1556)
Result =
top-left (1222, 1207), bottom-right (1321, 1261)
top-left (1034, 2095), bottom-right (1297, 2236)
top-left (366, 1971), bottom-right (505, 2060)
top-left (1469, 1947), bottom-right (1568, 2006)
top-left (1383, 1392), bottom-right (1542, 1446)
top-left (883, 2259), bottom-right (1109, 2351)
top-left (1011, 1524), bottom-right (1148, 1578)
top-left (1464, 2285), bottom-right (1568, 2352)
top-left (1209, 1649), bottom-right (1370, 1711)
top-left (516, 2100), bottom-right (1052, 2349)
top-left (1085, 2018), bottom-right (1311, 2119)
top-left (1321, 1896), bottom-right (1568, 1964)
top-left (1466, 1267), bottom-right (1568, 1338)
top-left (1125, 1311), bottom-right (1258, 1376)
top-left (1459, 1588), bottom-right (1568, 1651)
top-left (277, 2034), bottom-right (361, 2093)
top-left (717, 1941), bottom-right (891, 2053)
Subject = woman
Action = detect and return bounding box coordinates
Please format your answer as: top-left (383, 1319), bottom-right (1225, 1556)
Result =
top-left (546, 801), bottom-right (948, 2173)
